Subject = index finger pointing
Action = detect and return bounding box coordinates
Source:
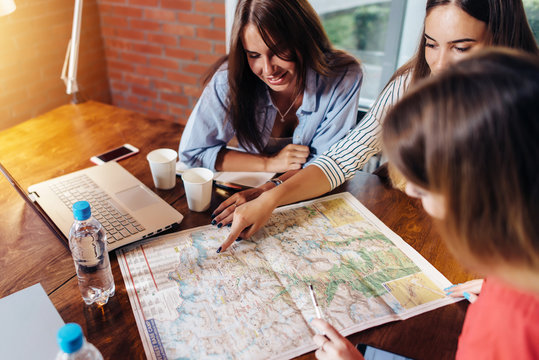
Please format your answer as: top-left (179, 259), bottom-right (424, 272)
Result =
top-left (218, 218), bottom-right (246, 253)
top-left (311, 319), bottom-right (344, 342)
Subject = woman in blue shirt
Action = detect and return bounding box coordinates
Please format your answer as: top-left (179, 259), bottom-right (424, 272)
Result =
top-left (179, 0), bottom-right (362, 174)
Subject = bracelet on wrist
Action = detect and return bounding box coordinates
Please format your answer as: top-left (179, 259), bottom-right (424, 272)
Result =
top-left (267, 178), bottom-right (283, 187)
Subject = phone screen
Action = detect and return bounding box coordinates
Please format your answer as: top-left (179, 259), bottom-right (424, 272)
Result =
top-left (97, 146), bottom-right (135, 162)
top-left (356, 344), bottom-right (413, 360)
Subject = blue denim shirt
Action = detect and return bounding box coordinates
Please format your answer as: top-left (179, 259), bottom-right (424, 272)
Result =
top-left (179, 63), bottom-right (363, 171)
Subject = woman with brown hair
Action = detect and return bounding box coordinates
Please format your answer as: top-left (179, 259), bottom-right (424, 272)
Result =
top-left (312, 48), bottom-right (539, 360)
top-left (215, 0), bottom-right (539, 252)
top-left (179, 0), bottom-right (362, 176)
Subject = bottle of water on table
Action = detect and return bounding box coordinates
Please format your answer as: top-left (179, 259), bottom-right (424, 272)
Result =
top-left (69, 200), bottom-right (115, 306)
top-left (55, 323), bottom-right (103, 360)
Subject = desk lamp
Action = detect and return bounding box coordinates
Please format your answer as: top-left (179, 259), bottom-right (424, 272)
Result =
top-left (61, 0), bottom-right (83, 103)
top-left (0, 0), bottom-right (16, 16)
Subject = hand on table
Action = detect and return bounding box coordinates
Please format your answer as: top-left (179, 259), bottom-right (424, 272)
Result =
top-left (211, 188), bottom-right (265, 227)
top-left (311, 319), bottom-right (364, 360)
top-left (217, 193), bottom-right (277, 253)
top-left (266, 144), bottom-right (309, 172)
top-left (445, 279), bottom-right (484, 303)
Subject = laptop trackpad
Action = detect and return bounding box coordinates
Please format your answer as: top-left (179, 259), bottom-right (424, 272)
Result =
top-left (115, 186), bottom-right (159, 211)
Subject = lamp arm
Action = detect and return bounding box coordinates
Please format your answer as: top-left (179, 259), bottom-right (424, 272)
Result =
top-left (61, 0), bottom-right (83, 100)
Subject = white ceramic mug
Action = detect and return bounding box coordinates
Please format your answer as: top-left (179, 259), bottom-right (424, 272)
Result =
top-left (146, 148), bottom-right (178, 190)
top-left (181, 167), bottom-right (213, 212)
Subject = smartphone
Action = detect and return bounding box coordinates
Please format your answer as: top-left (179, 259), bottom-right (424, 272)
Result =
top-left (356, 344), bottom-right (413, 360)
top-left (90, 143), bottom-right (139, 165)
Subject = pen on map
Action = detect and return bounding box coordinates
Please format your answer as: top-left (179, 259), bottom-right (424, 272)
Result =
top-left (308, 284), bottom-right (324, 320)
top-left (308, 284), bottom-right (329, 340)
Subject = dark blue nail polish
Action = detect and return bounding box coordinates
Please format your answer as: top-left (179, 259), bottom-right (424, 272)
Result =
top-left (217, 247), bottom-right (222, 253)
top-left (211, 220), bottom-right (216, 225)
top-left (210, 213), bottom-right (216, 219)
top-left (235, 237), bottom-right (242, 242)
top-left (227, 223), bottom-right (232, 227)
top-left (217, 223), bottom-right (223, 228)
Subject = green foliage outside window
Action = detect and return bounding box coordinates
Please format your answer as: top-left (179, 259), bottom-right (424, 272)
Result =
top-left (524, 0), bottom-right (539, 43)
top-left (321, 4), bottom-right (390, 53)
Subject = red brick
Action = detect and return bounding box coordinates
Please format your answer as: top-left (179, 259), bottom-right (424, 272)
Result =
top-left (125, 73), bottom-right (151, 87)
top-left (102, 15), bottom-right (129, 28)
top-left (198, 53), bottom-right (222, 65)
top-left (161, 92), bottom-right (189, 106)
top-left (104, 38), bottom-right (131, 51)
top-left (214, 43), bottom-right (227, 55)
top-left (163, 23), bottom-right (195, 37)
top-left (112, 81), bottom-right (129, 91)
top-left (177, 12), bottom-right (212, 27)
top-left (129, 0), bottom-right (158, 6)
top-left (148, 33), bottom-right (178, 46)
top-left (107, 69), bottom-right (123, 80)
top-left (101, 0), bottom-right (127, 4)
top-left (144, 8), bottom-right (176, 22)
top-left (195, 2), bottom-right (225, 15)
top-left (162, 0), bottom-right (192, 11)
top-left (122, 52), bottom-right (148, 64)
top-left (165, 48), bottom-right (197, 60)
top-left (136, 65), bottom-right (165, 78)
top-left (130, 43), bottom-right (162, 55)
top-left (154, 80), bottom-right (183, 94)
top-left (196, 28), bottom-right (226, 41)
top-left (108, 59), bottom-right (136, 72)
top-left (116, 28), bottom-right (146, 41)
top-left (152, 101), bottom-right (169, 112)
top-left (213, 16), bottom-right (226, 30)
top-left (183, 63), bottom-right (210, 75)
top-left (132, 85), bottom-right (157, 98)
top-left (103, 4), bottom-right (144, 18)
top-left (167, 71), bottom-right (200, 85)
top-left (130, 19), bottom-right (161, 32)
top-left (149, 57), bottom-right (179, 70)
top-left (111, 92), bottom-right (126, 104)
top-left (180, 38), bottom-right (212, 52)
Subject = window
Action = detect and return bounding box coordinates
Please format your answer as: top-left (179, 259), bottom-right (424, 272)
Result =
top-left (524, 0), bottom-right (539, 43)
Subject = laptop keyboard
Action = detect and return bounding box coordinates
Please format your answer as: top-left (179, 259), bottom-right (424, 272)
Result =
top-left (49, 174), bottom-right (146, 244)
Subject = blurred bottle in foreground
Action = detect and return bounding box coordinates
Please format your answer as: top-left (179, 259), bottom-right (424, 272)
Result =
top-left (55, 323), bottom-right (103, 360)
top-left (69, 200), bottom-right (115, 306)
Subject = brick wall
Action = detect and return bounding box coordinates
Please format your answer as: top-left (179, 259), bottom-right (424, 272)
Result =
top-left (97, 0), bottom-right (227, 125)
top-left (0, 0), bottom-right (110, 131)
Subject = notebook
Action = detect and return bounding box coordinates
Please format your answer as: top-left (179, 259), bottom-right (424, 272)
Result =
top-left (0, 161), bottom-right (183, 251)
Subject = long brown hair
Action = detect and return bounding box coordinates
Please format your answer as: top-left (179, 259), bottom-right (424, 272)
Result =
top-left (391, 0), bottom-right (538, 86)
top-left (206, 0), bottom-right (358, 152)
top-left (383, 48), bottom-right (539, 271)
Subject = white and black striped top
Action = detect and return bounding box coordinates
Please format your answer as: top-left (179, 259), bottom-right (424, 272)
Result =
top-left (312, 71), bottom-right (412, 189)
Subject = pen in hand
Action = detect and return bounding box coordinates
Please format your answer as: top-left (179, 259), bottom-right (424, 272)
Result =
top-left (308, 283), bottom-right (329, 340)
top-left (308, 284), bottom-right (324, 319)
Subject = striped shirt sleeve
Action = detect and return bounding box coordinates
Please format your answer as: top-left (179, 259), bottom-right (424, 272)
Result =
top-left (312, 71), bottom-right (412, 189)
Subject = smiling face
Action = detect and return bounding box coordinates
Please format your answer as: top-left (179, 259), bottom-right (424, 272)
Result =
top-left (424, 4), bottom-right (488, 75)
top-left (241, 23), bottom-right (298, 95)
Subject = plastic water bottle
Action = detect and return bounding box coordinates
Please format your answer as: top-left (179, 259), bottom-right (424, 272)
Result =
top-left (55, 323), bottom-right (103, 360)
top-left (69, 201), bottom-right (115, 306)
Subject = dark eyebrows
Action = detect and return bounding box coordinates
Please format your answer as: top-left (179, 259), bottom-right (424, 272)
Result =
top-left (424, 33), bottom-right (478, 44)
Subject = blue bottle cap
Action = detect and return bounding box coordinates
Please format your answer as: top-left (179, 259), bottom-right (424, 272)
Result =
top-left (57, 323), bottom-right (84, 354)
top-left (73, 201), bottom-right (91, 221)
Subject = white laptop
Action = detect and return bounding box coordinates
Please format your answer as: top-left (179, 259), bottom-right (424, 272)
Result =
top-left (1, 161), bottom-right (183, 251)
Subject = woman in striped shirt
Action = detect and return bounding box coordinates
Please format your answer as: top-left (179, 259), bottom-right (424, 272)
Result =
top-left (214, 0), bottom-right (538, 253)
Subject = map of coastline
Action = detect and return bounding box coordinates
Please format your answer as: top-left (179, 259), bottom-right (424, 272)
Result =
top-left (118, 192), bottom-right (457, 360)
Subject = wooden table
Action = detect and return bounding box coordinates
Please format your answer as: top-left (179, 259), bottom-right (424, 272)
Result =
top-left (0, 101), bottom-right (475, 359)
